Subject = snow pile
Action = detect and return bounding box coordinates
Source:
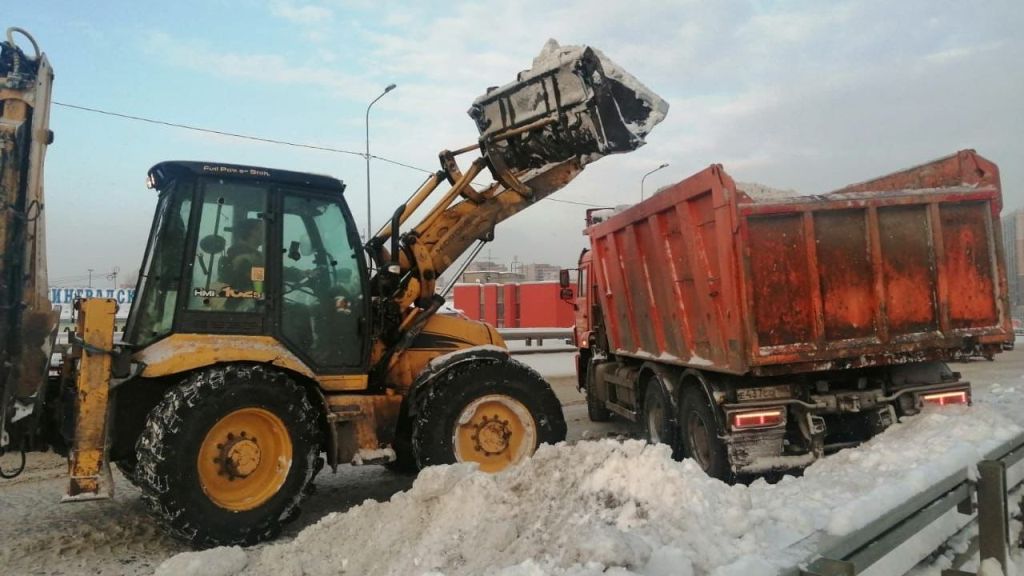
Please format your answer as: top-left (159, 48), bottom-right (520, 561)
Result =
top-left (530, 39), bottom-right (669, 139)
top-left (157, 402), bottom-right (1021, 576)
top-left (736, 181), bottom-right (801, 202)
top-left (587, 205), bottom-right (631, 225)
top-left (154, 547), bottom-right (247, 576)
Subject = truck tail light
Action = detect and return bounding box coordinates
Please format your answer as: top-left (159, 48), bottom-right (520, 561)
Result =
top-left (920, 390), bottom-right (969, 406)
top-left (730, 408), bottom-right (785, 430)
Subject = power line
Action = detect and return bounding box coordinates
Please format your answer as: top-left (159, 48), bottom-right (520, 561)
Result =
top-left (54, 101), bottom-right (367, 158)
top-left (53, 101), bottom-right (604, 208)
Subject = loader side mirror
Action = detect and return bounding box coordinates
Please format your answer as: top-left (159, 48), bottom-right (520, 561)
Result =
top-left (559, 269), bottom-right (571, 289)
top-left (560, 287), bottom-right (574, 301)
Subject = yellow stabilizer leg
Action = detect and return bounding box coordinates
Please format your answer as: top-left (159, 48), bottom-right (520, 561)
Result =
top-left (63, 298), bottom-right (117, 502)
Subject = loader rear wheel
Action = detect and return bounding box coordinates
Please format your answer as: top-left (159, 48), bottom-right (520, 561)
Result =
top-left (135, 365), bottom-right (320, 548)
top-left (412, 359), bottom-right (566, 473)
top-left (679, 386), bottom-right (730, 481)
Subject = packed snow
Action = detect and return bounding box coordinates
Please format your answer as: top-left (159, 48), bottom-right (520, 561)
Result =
top-left (2, 352), bottom-right (1021, 576)
top-left (529, 39), bottom-right (669, 139)
top-left (735, 181), bottom-right (801, 202)
top-left (157, 375), bottom-right (1024, 576)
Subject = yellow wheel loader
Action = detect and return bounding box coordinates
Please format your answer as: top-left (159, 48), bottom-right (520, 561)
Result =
top-left (0, 30), bottom-right (667, 546)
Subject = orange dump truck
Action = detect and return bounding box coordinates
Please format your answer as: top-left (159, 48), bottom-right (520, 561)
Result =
top-left (566, 150), bottom-right (1013, 479)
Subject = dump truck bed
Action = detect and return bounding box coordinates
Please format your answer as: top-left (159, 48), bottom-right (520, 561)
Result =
top-left (586, 150), bottom-right (1011, 376)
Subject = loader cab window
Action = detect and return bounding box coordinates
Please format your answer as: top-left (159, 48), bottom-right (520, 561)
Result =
top-left (279, 194), bottom-right (365, 368)
top-left (125, 181), bottom-right (193, 346)
top-left (187, 180), bottom-right (269, 312)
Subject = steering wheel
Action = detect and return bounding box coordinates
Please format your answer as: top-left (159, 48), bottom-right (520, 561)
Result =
top-left (283, 269), bottom-right (317, 297)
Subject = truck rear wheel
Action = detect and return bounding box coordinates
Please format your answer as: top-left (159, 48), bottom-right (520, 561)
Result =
top-left (412, 359), bottom-right (566, 473)
top-left (679, 387), bottom-right (730, 481)
top-left (642, 381), bottom-right (680, 457)
top-left (135, 365), bottom-right (320, 548)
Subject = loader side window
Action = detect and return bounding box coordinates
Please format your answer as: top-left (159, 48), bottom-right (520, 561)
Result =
top-left (186, 180), bottom-right (269, 312)
top-left (126, 185), bottom-right (193, 346)
top-left (279, 195), bottom-right (364, 368)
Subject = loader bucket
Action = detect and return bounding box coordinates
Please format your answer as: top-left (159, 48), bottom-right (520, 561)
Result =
top-left (468, 39), bottom-right (668, 186)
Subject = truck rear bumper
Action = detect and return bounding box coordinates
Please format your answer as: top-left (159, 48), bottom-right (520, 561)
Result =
top-left (721, 380), bottom-right (972, 475)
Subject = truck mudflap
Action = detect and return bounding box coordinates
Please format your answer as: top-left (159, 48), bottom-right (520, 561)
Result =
top-left (0, 28), bottom-right (58, 456)
top-left (469, 39), bottom-right (668, 190)
top-left (721, 380), bottom-right (972, 475)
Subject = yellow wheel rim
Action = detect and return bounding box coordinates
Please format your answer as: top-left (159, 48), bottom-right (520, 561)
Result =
top-left (453, 394), bottom-right (537, 473)
top-left (197, 407), bottom-right (293, 511)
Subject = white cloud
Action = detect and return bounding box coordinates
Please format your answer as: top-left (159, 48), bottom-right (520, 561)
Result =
top-left (269, 1), bottom-right (333, 25)
top-left (144, 31), bottom-right (370, 98)
top-left (135, 0), bottom-right (1024, 270)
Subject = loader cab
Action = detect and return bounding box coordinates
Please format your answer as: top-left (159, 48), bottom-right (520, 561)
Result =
top-left (124, 161), bottom-right (370, 372)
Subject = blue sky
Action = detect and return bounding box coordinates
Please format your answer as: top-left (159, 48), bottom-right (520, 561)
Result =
top-left (7, 0), bottom-right (1024, 285)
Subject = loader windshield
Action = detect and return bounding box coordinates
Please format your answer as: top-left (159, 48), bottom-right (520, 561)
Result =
top-left (124, 181), bottom-right (193, 346)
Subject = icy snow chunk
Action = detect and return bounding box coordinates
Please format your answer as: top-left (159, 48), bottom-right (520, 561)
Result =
top-left (531, 39), bottom-right (669, 138)
top-left (158, 400), bottom-right (1023, 576)
top-left (154, 546), bottom-right (247, 576)
top-left (736, 181), bottom-right (801, 202)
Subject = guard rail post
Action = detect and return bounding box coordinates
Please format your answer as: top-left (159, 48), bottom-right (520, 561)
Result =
top-left (942, 459), bottom-right (1010, 576)
top-left (978, 460), bottom-right (1010, 572)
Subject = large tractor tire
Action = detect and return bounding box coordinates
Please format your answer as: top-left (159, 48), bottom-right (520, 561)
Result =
top-left (679, 386), bottom-right (731, 481)
top-left (135, 365), bottom-right (320, 548)
top-left (412, 358), bottom-right (566, 473)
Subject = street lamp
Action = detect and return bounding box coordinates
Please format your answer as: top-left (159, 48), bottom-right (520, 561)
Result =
top-left (365, 83), bottom-right (397, 240)
top-left (640, 163), bottom-right (670, 201)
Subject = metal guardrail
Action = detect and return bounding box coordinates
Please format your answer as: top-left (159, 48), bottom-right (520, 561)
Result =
top-left (497, 327), bottom-right (573, 344)
top-left (784, 432), bottom-right (1024, 576)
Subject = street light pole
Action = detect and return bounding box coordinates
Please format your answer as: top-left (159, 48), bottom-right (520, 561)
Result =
top-left (641, 163), bottom-right (670, 201)
top-left (365, 83), bottom-right (397, 240)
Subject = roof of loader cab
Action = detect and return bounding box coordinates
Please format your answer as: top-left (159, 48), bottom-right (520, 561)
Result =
top-left (147, 161), bottom-right (345, 193)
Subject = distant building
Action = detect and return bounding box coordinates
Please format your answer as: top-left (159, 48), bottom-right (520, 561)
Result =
top-left (458, 259), bottom-right (524, 284)
top-left (1003, 210), bottom-right (1024, 320)
top-left (460, 270), bottom-right (524, 284)
top-left (520, 263), bottom-right (561, 282)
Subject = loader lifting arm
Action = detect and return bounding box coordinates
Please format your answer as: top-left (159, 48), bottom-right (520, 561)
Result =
top-left (366, 42), bottom-right (667, 356)
top-left (0, 28), bottom-right (58, 460)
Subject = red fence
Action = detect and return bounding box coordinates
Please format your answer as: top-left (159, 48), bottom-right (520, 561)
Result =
top-left (452, 282), bottom-right (576, 328)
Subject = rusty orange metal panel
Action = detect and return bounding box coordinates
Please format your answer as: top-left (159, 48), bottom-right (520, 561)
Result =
top-left (877, 205), bottom-right (939, 336)
top-left (814, 210), bottom-right (877, 341)
top-left (586, 149), bottom-right (1011, 377)
top-left (588, 165), bottom-right (746, 372)
top-left (747, 214), bottom-right (815, 348)
top-left (942, 202), bottom-right (998, 328)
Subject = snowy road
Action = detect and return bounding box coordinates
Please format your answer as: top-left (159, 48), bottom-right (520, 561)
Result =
top-left (0, 350), bottom-right (1020, 575)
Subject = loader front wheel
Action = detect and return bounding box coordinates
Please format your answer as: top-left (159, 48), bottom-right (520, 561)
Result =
top-left (412, 359), bottom-right (566, 473)
top-left (135, 365), bottom-right (320, 548)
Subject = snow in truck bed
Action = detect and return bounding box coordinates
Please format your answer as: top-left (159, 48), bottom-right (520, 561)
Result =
top-left (158, 374), bottom-right (1024, 576)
